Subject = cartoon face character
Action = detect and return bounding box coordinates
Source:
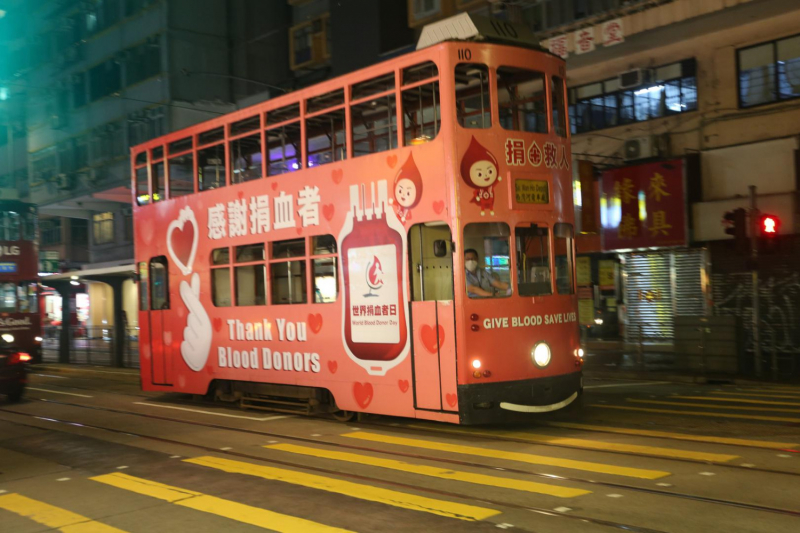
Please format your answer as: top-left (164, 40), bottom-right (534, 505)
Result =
top-left (468, 159), bottom-right (498, 188)
top-left (395, 178), bottom-right (418, 208)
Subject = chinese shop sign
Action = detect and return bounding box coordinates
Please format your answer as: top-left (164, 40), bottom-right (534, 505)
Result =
top-left (601, 160), bottom-right (686, 251)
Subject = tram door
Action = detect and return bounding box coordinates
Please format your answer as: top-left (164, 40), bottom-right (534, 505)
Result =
top-left (408, 224), bottom-right (458, 412)
top-left (148, 256), bottom-right (173, 385)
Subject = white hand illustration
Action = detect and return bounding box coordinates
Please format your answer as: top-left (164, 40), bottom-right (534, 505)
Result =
top-left (180, 273), bottom-right (212, 371)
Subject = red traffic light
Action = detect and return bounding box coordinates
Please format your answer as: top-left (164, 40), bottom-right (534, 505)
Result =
top-left (760, 214), bottom-right (780, 236)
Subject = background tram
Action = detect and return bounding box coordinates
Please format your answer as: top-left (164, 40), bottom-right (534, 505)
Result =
top-left (0, 200), bottom-right (42, 364)
top-left (132, 20), bottom-right (581, 424)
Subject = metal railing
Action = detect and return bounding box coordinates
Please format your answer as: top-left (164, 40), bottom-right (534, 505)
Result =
top-left (41, 325), bottom-right (139, 368)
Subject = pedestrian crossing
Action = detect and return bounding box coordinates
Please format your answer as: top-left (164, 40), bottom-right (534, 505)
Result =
top-left (0, 493), bottom-right (127, 533)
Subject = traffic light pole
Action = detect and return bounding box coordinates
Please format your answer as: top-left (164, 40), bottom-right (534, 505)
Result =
top-left (750, 185), bottom-right (762, 377)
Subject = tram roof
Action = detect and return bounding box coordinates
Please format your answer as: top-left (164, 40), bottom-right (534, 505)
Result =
top-left (416, 12), bottom-right (545, 53)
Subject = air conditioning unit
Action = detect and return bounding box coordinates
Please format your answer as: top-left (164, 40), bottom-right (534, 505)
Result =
top-left (618, 68), bottom-right (653, 90)
top-left (623, 134), bottom-right (670, 162)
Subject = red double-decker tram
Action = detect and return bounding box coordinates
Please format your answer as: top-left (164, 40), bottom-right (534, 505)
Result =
top-left (132, 25), bottom-right (581, 424)
top-left (0, 200), bottom-right (42, 363)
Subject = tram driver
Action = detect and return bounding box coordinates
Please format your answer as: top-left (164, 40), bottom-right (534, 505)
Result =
top-left (464, 249), bottom-right (510, 298)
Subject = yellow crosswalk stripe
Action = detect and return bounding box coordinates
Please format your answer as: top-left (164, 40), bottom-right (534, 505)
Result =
top-left (711, 391), bottom-right (800, 400)
top-left (185, 455), bottom-right (499, 521)
top-left (545, 421), bottom-right (799, 450)
top-left (265, 442), bottom-right (592, 498)
top-left (337, 432), bottom-right (669, 480)
top-left (0, 493), bottom-right (126, 533)
top-left (405, 424), bottom-right (738, 462)
top-left (594, 404), bottom-right (800, 423)
top-left (628, 398), bottom-right (800, 413)
top-left (91, 473), bottom-right (352, 533)
top-left (674, 395), bottom-right (800, 407)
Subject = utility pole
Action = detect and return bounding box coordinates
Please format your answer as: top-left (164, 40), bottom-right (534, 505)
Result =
top-left (749, 185), bottom-right (761, 377)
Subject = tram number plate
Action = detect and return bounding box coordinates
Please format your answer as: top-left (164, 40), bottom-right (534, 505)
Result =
top-left (515, 180), bottom-right (549, 204)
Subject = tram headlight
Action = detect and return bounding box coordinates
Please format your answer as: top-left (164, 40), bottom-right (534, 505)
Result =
top-left (35, 336), bottom-right (43, 343)
top-left (472, 359), bottom-right (481, 370)
top-left (576, 348), bottom-right (584, 358)
top-left (1, 334), bottom-right (14, 343)
top-left (532, 342), bottom-right (551, 368)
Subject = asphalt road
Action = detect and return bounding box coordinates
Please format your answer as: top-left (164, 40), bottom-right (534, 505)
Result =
top-left (1, 367), bottom-right (800, 532)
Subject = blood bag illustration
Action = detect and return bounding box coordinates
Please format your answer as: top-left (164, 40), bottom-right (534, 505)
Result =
top-left (339, 180), bottom-right (410, 376)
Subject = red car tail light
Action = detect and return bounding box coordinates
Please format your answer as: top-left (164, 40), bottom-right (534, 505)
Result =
top-left (8, 352), bottom-right (31, 365)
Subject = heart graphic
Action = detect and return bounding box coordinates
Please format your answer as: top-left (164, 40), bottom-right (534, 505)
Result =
top-left (322, 204), bottom-right (335, 221)
top-left (271, 181), bottom-right (278, 190)
top-left (398, 379), bottom-right (409, 393)
top-left (386, 155), bottom-right (398, 168)
top-left (237, 190), bottom-right (244, 199)
top-left (296, 226), bottom-right (303, 235)
top-left (328, 360), bottom-right (338, 374)
top-left (332, 169), bottom-right (343, 184)
top-left (308, 313), bottom-right (323, 334)
top-left (353, 382), bottom-right (374, 408)
top-left (212, 317), bottom-right (223, 332)
top-left (446, 393), bottom-right (457, 408)
top-left (166, 207), bottom-right (199, 276)
top-left (433, 200), bottom-right (445, 214)
top-left (420, 324), bottom-right (445, 354)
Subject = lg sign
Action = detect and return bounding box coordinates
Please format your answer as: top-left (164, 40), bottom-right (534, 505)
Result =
top-left (0, 246), bottom-right (20, 257)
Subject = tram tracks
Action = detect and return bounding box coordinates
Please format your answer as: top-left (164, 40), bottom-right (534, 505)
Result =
top-left (3, 397), bottom-right (800, 522)
top-left (0, 407), bottom-right (663, 533)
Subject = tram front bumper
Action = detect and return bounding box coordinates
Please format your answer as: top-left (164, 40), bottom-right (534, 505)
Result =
top-left (457, 371), bottom-right (582, 425)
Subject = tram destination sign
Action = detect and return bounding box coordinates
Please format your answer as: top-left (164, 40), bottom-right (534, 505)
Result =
top-left (514, 179), bottom-right (549, 204)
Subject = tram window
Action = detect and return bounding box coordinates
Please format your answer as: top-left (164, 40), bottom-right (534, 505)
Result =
top-left (168, 137), bottom-right (192, 155)
top-left (455, 64), bottom-right (491, 129)
top-left (17, 282), bottom-right (37, 313)
top-left (1, 283), bottom-right (16, 312)
top-left (152, 161), bottom-right (165, 202)
top-left (152, 146), bottom-right (164, 161)
top-left (409, 223), bottom-right (454, 302)
top-left (307, 89), bottom-right (345, 114)
top-left (135, 167), bottom-right (149, 205)
top-left (516, 224), bottom-right (552, 296)
top-left (135, 152), bottom-right (147, 166)
top-left (403, 61), bottom-right (438, 85)
top-left (352, 94), bottom-right (398, 157)
top-left (199, 127), bottom-right (225, 146)
top-left (307, 108), bottom-right (347, 167)
top-left (231, 115), bottom-right (260, 136)
top-left (463, 223), bottom-right (511, 299)
top-left (198, 144), bottom-right (226, 191)
top-left (551, 76), bottom-right (568, 137)
top-left (168, 153), bottom-right (194, 197)
top-left (312, 234), bottom-right (338, 303)
top-left (230, 134), bottom-right (263, 184)
top-left (211, 267), bottom-right (231, 307)
top-left (212, 247), bottom-right (230, 265)
top-left (236, 243), bottom-right (265, 262)
top-left (23, 211), bottom-right (37, 241)
top-left (497, 67), bottom-right (548, 134)
top-left (267, 122), bottom-right (301, 176)
top-left (352, 72), bottom-right (396, 100)
top-left (138, 262), bottom-right (148, 311)
top-left (402, 81), bottom-right (440, 145)
top-left (236, 264), bottom-right (267, 306)
top-left (267, 102), bottom-right (300, 125)
top-left (150, 257), bottom-right (170, 310)
top-left (554, 223), bottom-right (575, 295)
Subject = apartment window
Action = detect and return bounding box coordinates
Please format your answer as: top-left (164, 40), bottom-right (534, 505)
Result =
top-left (72, 72), bottom-right (87, 108)
top-left (124, 210), bottom-right (133, 241)
top-left (401, 62), bottom-right (440, 145)
top-left (89, 60), bottom-right (121, 101)
top-left (72, 219), bottom-right (89, 246)
top-left (569, 59), bottom-right (698, 134)
top-left (93, 212), bottom-right (115, 245)
top-left (739, 35), bottom-right (800, 107)
top-left (41, 219), bottom-right (62, 246)
top-left (455, 64), bottom-right (491, 129)
top-left (290, 15), bottom-right (330, 71)
top-left (412, 0), bottom-right (441, 21)
top-left (127, 38), bottom-right (162, 86)
top-left (497, 67), bottom-right (548, 134)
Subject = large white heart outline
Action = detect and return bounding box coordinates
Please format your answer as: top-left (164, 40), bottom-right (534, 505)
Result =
top-left (166, 207), bottom-right (198, 276)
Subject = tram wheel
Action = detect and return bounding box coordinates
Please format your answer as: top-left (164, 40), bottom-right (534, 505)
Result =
top-left (332, 410), bottom-right (356, 422)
